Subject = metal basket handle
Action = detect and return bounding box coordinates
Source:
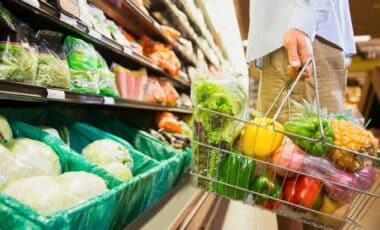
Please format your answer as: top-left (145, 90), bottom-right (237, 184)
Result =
top-left (266, 58), bottom-right (326, 140)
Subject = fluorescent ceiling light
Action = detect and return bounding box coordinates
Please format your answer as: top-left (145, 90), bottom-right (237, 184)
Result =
top-left (354, 35), bottom-right (371, 42)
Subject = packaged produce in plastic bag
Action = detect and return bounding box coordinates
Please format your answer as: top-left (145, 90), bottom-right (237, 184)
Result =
top-left (86, 3), bottom-right (111, 38)
top-left (96, 51), bottom-right (119, 97)
top-left (301, 154), bottom-right (376, 203)
top-left (35, 38), bottom-right (70, 89)
top-left (192, 77), bottom-right (248, 190)
top-left (143, 77), bottom-right (164, 103)
top-left (132, 69), bottom-right (148, 100)
top-left (105, 20), bottom-right (130, 47)
top-left (140, 36), bottom-right (181, 77)
top-left (161, 25), bottom-right (181, 40)
top-left (0, 6), bottom-right (38, 83)
top-left (2, 171), bottom-right (108, 215)
top-left (157, 112), bottom-right (182, 134)
top-left (63, 36), bottom-right (99, 94)
top-left (159, 79), bottom-right (179, 106)
top-left (178, 93), bottom-right (192, 107)
top-left (114, 65), bottom-right (147, 100)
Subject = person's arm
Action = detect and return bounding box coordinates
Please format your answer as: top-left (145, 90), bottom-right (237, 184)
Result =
top-left (284, 0), bottom-right (336, 77)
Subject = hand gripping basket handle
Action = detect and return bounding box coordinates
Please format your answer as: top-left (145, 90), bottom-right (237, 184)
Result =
top-left (268, 58), bottom-right (326, 140)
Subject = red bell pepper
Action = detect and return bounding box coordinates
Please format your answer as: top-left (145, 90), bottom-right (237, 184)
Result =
top-left (283, 175), bottom-right (322, 209)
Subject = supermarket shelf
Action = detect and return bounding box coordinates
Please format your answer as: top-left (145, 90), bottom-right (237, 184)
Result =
top-left (173, 0), bottom-right (225, 64)
top-left (0, 80), bottom-right (193, 114)
top-left (90, 0), bottom-right (196, 66)
top-left (149, 0), bottom-right (220, 67)
top-left (3, 0), bottom-right (190, 90)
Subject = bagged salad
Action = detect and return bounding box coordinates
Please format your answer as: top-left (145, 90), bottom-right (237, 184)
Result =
top-left (35, 38), bottom-right (70, 89)
top-left (96, 52), bottom-right (119, 97)
top-left (0, 5), bottom-right (38, 83)
top-left (63, 36), bottom-right (99, 94)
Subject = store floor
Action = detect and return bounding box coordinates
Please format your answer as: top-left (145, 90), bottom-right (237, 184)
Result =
top-left (126, 176), bottom-right (277, 230)
top-left (126, 175), bottom-right (380, 230)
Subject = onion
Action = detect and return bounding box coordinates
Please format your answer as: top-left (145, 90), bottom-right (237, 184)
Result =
top-left (355, 165), bottom-right (376, 191)
top-left (325, 169), bottom-right (360, 203)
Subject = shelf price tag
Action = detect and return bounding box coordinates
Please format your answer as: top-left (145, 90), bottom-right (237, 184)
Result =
top-left (88, 29), bottom-right (102, 40)
top-left (59, 13), bottom-right (77, 27)
top-left (47, 89), bottom-right (65, 100)
top-left (103, 96), bottom-right (115, 105)
top-left (123, 45), bottom-right (132, 56)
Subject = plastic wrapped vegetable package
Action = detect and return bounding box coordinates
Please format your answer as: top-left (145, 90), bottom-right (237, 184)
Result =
top-left (192, 77), bottom-right (248, 191)
top-left (114, 65), bottom-right (147, 100)
top-left (159, 79), bottom-right (179, 106)
top-left (0, 6), bottom-right (38, 83)
top-left (35, 38), bottom-right (70, 89)
top-left (63, 36), bottom-right (99, 94)
top-left (95, 51), bottom-right (119, 97)
top-left (140, 36), bottom-right (181, 77)
top-left (143, 77), bottom-right (164, 103)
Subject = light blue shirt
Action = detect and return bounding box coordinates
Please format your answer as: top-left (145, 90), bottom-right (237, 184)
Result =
top-left (246, 0), bottom-right (357, 62)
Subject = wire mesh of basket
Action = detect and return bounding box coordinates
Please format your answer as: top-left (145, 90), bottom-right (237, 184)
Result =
top-left (190, 59), bottom-right (380, 229)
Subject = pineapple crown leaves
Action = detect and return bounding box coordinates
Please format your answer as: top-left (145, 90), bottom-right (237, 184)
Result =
top-left (290, 99), bottom-right (328, 119)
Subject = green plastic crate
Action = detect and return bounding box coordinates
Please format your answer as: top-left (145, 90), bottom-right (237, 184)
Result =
top-left (91, 119), bottom-right (192, 186)
top-left (0, 121), bottom-right (123, 230)
top-left (0, 108), bottom-right (191, 229)
top-left (66, 122), bottom-right (175, 229)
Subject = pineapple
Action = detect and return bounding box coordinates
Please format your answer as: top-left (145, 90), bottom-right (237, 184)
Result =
top-left (328, 120), bottom-right (378, 172)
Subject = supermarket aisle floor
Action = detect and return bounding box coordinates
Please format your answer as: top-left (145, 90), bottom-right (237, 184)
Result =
top-left (126, 176), bottom-right (278, 230)
top-left (222, 201), bottom-right (277, 230)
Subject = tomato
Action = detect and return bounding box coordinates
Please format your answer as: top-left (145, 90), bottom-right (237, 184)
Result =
top-left (283, 175), bottom-right (322, 208)
top-left (259, 200), bottom-right (282, 210)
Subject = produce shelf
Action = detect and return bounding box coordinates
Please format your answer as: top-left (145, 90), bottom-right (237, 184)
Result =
top-left (2, 0), bottom-right (190, 90)
top-left (90, 0), bottom-right (197, 67)
top-left (0, 80), bottom-right (193, 114)
top-left (149, 0), bottom-right (220, 67)
top-left (173, 0), bottom-right (225, 64)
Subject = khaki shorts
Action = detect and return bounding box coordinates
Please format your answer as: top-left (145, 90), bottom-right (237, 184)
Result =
top-left (254, 37), bottom-right (347, 123)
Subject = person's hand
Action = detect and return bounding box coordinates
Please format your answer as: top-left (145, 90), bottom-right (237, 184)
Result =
top-left (283, 28), bottom-right (313, 79)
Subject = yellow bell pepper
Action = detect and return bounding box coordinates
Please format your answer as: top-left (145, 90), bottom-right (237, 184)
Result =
top-left (319, 195), bottom-right (343, 227)
top-left (242, 117), bottom-right (284, 159)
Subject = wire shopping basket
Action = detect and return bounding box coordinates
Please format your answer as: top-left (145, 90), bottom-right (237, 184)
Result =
top-left (190, 58), bottom-right (380, 229)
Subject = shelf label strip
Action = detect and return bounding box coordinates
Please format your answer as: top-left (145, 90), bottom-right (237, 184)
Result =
top-left (47, 89), bottom-right (65, 100)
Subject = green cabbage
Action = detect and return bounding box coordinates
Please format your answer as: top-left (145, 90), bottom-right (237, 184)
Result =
top-left (0, 144), bottom-right (31, 190)
top-left (82, 139), bottom-right (133, 180)
top-left (7, 138), bottom-right (61, 176)
top-left (3, 171), bottom-right (108, 215)
top-left (101, 162), bottom-right (133, 181)
top-left (82, 139), bottom-right (132, 167)
top-left (0, 114), bottom-right (13, 144)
